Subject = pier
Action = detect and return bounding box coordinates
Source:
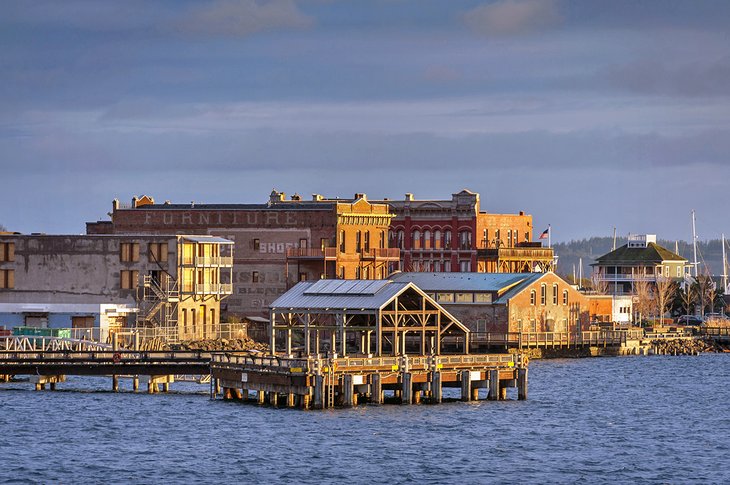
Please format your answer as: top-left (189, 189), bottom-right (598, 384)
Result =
top-left (211, 352), bottom-right (527, 408)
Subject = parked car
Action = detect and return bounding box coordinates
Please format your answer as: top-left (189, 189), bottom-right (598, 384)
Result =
top-left (677, 315), bottom-right (705, 325)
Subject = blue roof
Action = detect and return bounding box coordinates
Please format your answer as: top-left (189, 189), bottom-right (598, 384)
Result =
top-left (271, 280), bottom-right (413, 311)
top-left (389, 272), bottom-right (547, 304)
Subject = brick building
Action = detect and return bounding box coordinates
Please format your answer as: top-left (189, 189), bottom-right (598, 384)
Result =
top-left (0, 234), bottom-right (233, 341)
top-left (390, 271), bottom-right (589, 334)
top-left (372, 189), bottom-right (554, 274)
top-left (86, 191), bottom-right (399, 318)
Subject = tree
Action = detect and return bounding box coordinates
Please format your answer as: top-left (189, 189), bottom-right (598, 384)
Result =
top-left (590, 271), bottom-right (609, 295)
top-left (677, 282), bottom-right (695, 317)
top-left (694, 273), bottom-right (716, 317)
top-left (0, 223), bottom-right (6, 232)
top-left (654, 276), bottom-right (677, 324)
top-left (633, 274), bottom-right (655, 325)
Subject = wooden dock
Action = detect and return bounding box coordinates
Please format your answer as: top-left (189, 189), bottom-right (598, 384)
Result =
top-left (210, 352), bottom-right (528, 409)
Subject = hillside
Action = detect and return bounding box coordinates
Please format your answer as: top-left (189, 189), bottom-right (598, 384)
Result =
top-left (553, 237), bottom-right (729, 280)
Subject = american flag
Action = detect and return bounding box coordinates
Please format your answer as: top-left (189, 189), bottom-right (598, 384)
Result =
top-left (539, 227), bottom-right (549, 239)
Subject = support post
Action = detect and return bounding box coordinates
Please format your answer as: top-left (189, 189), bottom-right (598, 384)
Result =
top-left (287, 393), bottom-right (296, 408)
top-left (518, 368), bottom-right (528, 401)
top-left (401, 372), bottom-right (412, 404)
top-left (314, 375), bottom-right (324, 409)
top-left (343, 374), bottom-right (354, 407)
top-left (489, 370), bottom-right (499, 401)
top-left (431, 371), bottom-right (442, 404)
top-left (133, 376), bottom-right (139, 392)
top-left (269, 392), bottom-right (278, 406)
top-left (371, 374), bottom-right (383, 405)
top-left (461, 370), bottom-right (471, 402)
top-left (257, 390), bottom-right (265, 404)
top-left (112, 375), bottom-right (119, 392)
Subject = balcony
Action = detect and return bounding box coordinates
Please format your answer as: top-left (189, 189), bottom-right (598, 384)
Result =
top-left (181, 283), bottom-right (233, 295)
top-left (286, 247), bottom-right (338, 260)
top-left (361, 248), bottom-right (400, 260)
top-left (191, 255), bottom-right (234, 267)
top-left (477, 247), bottom-right (554, 260)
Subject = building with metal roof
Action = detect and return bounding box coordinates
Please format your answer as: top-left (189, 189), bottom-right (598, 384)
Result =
top-left (389, 272), bottom-right (590, 337)
top-left (269, 279), bottom-right (469, 357)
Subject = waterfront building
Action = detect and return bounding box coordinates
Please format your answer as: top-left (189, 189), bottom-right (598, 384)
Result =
top-left (86, 192), bottom-right (399, 318)
top-left (0, 233), bottom-right (233, 341)
top-left (585, 293), bottom-right (634, 325)
top-left (371, 189), bottom-right (554, 274)
top-left (591, 234), bottom-right (690, 295)
top-left (389, 271), bottom-right (589, 334)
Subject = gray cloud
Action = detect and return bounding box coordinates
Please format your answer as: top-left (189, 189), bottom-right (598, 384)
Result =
top-left (463, 0), bottom-right (562, 37)
top-left (173, 0), bottom-right (314, 37)
top-left (601, 56), bottom-right (730, 97)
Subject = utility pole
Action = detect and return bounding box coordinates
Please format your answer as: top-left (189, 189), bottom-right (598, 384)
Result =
top-left (722, 233), bottom-right (728, 295)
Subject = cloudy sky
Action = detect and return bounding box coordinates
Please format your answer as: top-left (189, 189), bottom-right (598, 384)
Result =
top-left (1, 0), bottom-right (729, 241)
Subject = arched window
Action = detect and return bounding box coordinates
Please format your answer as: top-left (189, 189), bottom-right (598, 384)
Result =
top-left (379, 231), bottom-right (385, 249)
top-left (424, 229), bottom-right (431, 249)
top-left (412, 230), bottom-right (421, 249)
top-left (530, 290), bottom-right (536, 306)
top-left (444, 230), bottom-right (452, 248)
top-left (563, 290), bottom-right (569, 305)
top-left (552, 284), bottom-right (558, 305)
top-left (540, 284), bottom-right (546, 305)
top-left (459, 230), bottom-right (472, 250)
top-left (434, 229), bottom-right (442, 249)
top-left (396, 230), bottom-right (404, 249)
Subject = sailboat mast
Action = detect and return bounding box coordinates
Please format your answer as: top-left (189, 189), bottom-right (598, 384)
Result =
top-left (692, 210), bottom-right (699, 277)
top-left (723, 233), bottom-right (728, 294)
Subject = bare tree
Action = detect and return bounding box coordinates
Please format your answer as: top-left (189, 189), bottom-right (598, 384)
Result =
top-left (678, 282), bottom-right (695, 317)
top-left (654, 276), bottom-right (677, 324)
top-left (0, 223), bottom-right (6, 232)
top-left (633, 276), bottom-right (655, 325)
top-left (695, 273), bottom-right (716, 317)
top-left (590, 271), bottom-right (609, 295)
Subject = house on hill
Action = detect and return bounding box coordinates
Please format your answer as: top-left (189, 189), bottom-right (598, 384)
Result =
top-left (591, 234), bottom-right (690, 295)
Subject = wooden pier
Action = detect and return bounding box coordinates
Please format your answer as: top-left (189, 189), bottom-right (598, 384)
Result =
top-left (211, 352), bottom-right (527, 408)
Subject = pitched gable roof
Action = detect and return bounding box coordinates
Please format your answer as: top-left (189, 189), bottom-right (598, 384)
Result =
top-left (593, 242), bottom-right (687, 265)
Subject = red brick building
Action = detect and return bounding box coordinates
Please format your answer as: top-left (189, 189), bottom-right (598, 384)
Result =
top-left (372, 189), bottom-right (553, 273)
top-left (87, 191), bottom-right (398, 318)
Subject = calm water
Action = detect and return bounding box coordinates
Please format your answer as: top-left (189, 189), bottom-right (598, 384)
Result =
top-left (1, 354), bottom-right (729, 484)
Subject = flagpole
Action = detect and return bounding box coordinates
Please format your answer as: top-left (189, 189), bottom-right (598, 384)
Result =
top-left (548, 224), bottom-right (552, 249)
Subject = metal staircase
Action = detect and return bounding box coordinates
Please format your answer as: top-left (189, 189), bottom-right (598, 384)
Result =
top-left (137, 275), bottom-right (180, 342)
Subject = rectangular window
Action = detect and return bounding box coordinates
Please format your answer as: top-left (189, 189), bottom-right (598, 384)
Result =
top-left (563, 290), bottom-right (568, 305)
top-left (676, 266), bottom-right (681, 277)
top-left (0, 269), bottom-right (14, 289)
top-left (148, 243), bottom-right (168, 263)
top-left (120, 242), bottom-right (140, 262)
top-left (530, 319), bottom-right (537, 332)
top-left (299, 272), bottom-right (307, 282)
top-left (552, 284), bottom-right (558, 305)
top-left (356, 231), bottom-right (362, 252)
top-left (253, 238), bottom-right (260, 251)
top-left (540, 285), bottom-right (546, 305)
top-left (474, 293), bottom-right (492, 303)
top-left (460, 260), bottom-right (471, 272)
top-left (299, 238), bottom-right (308, 249)
top-left (0, 242), bottom-right (15, 262)
top-left (437, 293), bottom-right (454, 303)
top-left (364, 231), bottom-right (370, 252)
top-left (455, 292), bottom-right (473, 303)
top-left (120, 270), bottom-right (139, 289)
top-left (252, 271), bottom-right (259, 283)
top-left (339, 230), bottom-right (346, 252)
top-left (476, 319), bottom-right (487, 333)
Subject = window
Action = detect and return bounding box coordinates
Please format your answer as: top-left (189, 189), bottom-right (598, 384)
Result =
top-left (339, 266), bottom-right (345, 279)
top-left (434, 261), bottom-right (441, 272)
top-left (677, 266), bottom-right (681, 277)
top-left (424, 230), bottom-right (431, 249)
top-left (0, 269), bottom-right (14, 289)
top-left (664, 265), bottom-right (670, 277)
top-left (495, 229), bottom-right (501, 246)
top-left (444, 260), bottom-right (451, 272)
top-left (356, 231), bottom-right (362, 252)
top-left (120, 242), bottom-right (140, 262)
top-left (507, 230), bottom-right (512, 248)
top-left (379, 231), bottom-right (385, 249)
top-left (552, 284), bottom-right (558, 305)
top-left (355, 266), bottom-right (361, 279)
top-left (0, 242), bottom-right (14, 262)
top-left (364, 231), bottom-right (370, 252)
top-left (530, 319), bottom-right (537, 332)
top-left (413, 230), bottom-right (421, 249)
top-left (148, 243), bottom-right (168, 263)
top-left (563, 290), bottom-right (568, 305)
top-left (363, 266), bottom-right (370, 279)
top-left (525, 231), bottom-right (530, 242)
top-left (396, 230), bottom-right (404, 249)
top-left (540, 284), bottom-right (546, 305)
top-left (320, 238), bottom-right (328, 250)
top-left (299, 272), bottom-right (307, 282)
top-left (530, 290), bottom-right (536, 306)
top-left (252, 271), bottom-right (259, 283)
top-left (460, 260), bottom-right (471, 272)
top-left (455, 293), bottom-right (473, 303)
top-left (434, 230), bottom-right (441, 249)
top-left (476, 319), bottom-right (487, 333)
top-left (437, 293), bottom-right (454, 303)
top-left (459, 230), bottom-right (472, 250)
top-left (475, 293), bottom-right (492, 303)
top-left (444, 230), bottom-right (452, 248)
top-left (253, 238), bottom-right (260, 251)
top-left (299, 238), bottom-right (308, 249)
top-left (339, 230), bottom-right (346, 252)
top-left (482, 229), bottom-right (488, 247)
top-left (120, 270), bottom-right (139, 289)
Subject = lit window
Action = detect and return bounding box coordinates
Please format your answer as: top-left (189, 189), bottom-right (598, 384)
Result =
top-left (540, 284), bottom-right (546, 305)
top-left (563, 290), bottom-right (568, 305)
top-left (530, 290), bottom-right (536, 306)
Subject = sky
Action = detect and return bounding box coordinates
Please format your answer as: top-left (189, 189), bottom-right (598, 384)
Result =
top-left (1, 0), bottom-right (729, 242)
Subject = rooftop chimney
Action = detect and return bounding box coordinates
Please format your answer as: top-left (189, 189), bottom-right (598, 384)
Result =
top-left (291, 193), bottom-right (301, 201)
top-left (405, 193), bottom-right (414, 201)
top-left (354, 193), bottom-right (367, 200)
top-left (312, 194), bottom-right (324, 201)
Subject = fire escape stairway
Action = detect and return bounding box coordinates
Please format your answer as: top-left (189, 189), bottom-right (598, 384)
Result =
top-left (140, 276), bottom-right (179, 326)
